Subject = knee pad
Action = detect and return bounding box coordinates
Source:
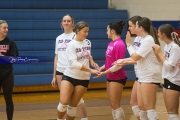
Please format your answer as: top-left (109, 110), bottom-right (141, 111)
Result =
top-left (132, 105), bottom-right (139, 117)
top-left (168, 114), bottom-right (180, 120)
top-left (139, 110), bottom-right (148, 120)
top-left (112, 107), bottom-right (125, 120)
top-left (67, 105), bottom-right (77, 117)
top-left (57, 103), bottom-right (68, 112)
top-left (77, 98), bottom-right (84, 106)
top-left (147, 109), bottom-right (159, 120)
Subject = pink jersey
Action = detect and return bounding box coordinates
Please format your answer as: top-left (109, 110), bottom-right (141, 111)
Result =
top-left (105, 38), bottom-right (127, 80)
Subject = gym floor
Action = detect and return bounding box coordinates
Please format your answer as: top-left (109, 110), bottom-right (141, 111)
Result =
top-left (0, 88), bottom-right (172, 120)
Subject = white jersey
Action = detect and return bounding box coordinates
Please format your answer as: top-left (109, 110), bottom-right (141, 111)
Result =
top-left (64, 39), bottom-right (91, 80)
top-left (55, 32), bottom-right (76, 73)
top-left (136, 35), bottom-right (162, 83)
top-left (162, 41), bottom-right (180, 86)
top-left (133, 36), bottom-right (143, 77)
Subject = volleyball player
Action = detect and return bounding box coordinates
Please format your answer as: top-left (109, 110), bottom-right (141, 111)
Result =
top-left (153, 24), bottom-right (180, 120)
top-left (57, 21), bottom-right (99, 120)
top-left (51, 15), bottom-right (90, 120)
top-left (0, 20), bottom-right (19, 120)
top-left (126, 17), bottom-right (162, 120)
top-left (94, 20), bottom-right (127, 120)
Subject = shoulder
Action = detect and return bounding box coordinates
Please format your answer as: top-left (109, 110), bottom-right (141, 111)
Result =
top-left (143, 35), bottom-right (154, 44)
top-left (145, 35), bottom-right (153, 40)
top-left (134, 36), bottom-right (143, 41)
top-left (172, 43), bottom-right (180, 50)
top-left (4, 37), bottom-right (11, 41)
top-left (6, 37), bottom-right (16, 45)
top-left (113, 39), bottom-right (126, 50)
top-left (56, 33), bottom-right (64, 39)
top-left (115, 39), bottom-right (125, 46)
top-left (84, 39), bottom-right (91, 45)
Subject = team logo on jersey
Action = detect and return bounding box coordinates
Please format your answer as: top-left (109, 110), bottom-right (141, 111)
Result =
top-left (0, 45), bottom-right (9, 53)
top-left (86, 40), bottom-right (90, 45)
top-left (165, 51), bottom-right (170, 59)
top-left (76, 46), bottom-right (91, 60)
top-left (58, 39), bottom-right (71, 51)
top-left (106, 46), bottom-right (113, 57)
top-left (58, 40), bottom-right (63, 44)
top-left (134, 42), bottom-right (141, 47)
top-left (58, 43), bottom-right (67, 51)
top-left (77, 51), bottom-right (90, 60)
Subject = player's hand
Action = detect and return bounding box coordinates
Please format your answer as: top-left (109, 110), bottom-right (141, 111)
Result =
top-left (152, 44), bottom-right (161, 55)
top-left (91, 62), bottom-right (100, 71)
top-left (51, 77), bottom-right (57, 88)
top-left (90, 69), bottom-right (100, 75)
top-left (126, 31), bottom-right (132, 46)
top-left (93, 72), bottom-right (106, 78)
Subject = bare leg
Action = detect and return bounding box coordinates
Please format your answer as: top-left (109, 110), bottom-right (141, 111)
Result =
top-left (58, 80), bottom-right (74, 119)
top-left (56, 75), bottom-right (66, 119)
top-left (137, 82), bottom-right (148, 120)
top-left (77, 103), bottom-right (88, 119)
top-left (141, 83), bottom-right (159, 120)
top-left (130, 81), bottom-right (140, 120)
top-left (66, 86), bottom-right (87, 120)
top-left (107, 81), bottom-right (125, 120)
top-left (163, 88), bottom-right (180, 119)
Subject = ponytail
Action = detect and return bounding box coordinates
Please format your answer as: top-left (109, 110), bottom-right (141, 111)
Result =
top-left (171, 32), bottom-right (180, 46)
top-left (150, 26), bottom-right (160, 46)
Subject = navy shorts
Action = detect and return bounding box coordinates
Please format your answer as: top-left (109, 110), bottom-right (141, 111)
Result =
top-left (139, 82), bottom-right (161, 86)
top-left (163, 79), bottom-right (180, 92)
top-left (56, 71), bottom-right (63, 75)
top-left (62, 75), bottom-right (89, 88)
top-left (107, 77), bottom-right (127, 86)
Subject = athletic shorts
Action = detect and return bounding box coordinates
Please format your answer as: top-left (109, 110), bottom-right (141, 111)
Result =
top-left (56, 71), bottom-right (63, 75)
top-left (163, 79), bottom-right (180, 92)
top-left (62, 75), bottom-right (89, 88)
top-left (139, 82), bottom-right (161, 86)
top-left (107, 77), bottom-right (127, 86)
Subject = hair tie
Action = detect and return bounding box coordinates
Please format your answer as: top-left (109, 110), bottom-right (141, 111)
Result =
top-left (171, 32), bottom-right (178, 37)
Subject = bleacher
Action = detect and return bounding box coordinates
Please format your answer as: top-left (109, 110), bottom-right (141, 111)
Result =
top-left (1, 0), bottom-right (135, 91)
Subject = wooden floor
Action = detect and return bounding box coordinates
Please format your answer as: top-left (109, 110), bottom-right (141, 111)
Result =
top-left (0, 88), bottom-right (177, 120)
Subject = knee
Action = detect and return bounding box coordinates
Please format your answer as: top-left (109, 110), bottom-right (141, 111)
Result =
top-left (67, 105), bottom-right (77, 117)
top-left (57, 102), bottom-right (68, 112)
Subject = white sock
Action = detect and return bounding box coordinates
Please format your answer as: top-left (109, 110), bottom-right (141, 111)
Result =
top-left (132, 105), bottom-right (139, 117)
top-left (168, 114), bottom-right (180, 120)
top-left (139, 110), bottom-right (148, 120)
top-left (112, 107), bottom-right (125, 120)
top-left (147, 109), bottom-right (158, 120)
